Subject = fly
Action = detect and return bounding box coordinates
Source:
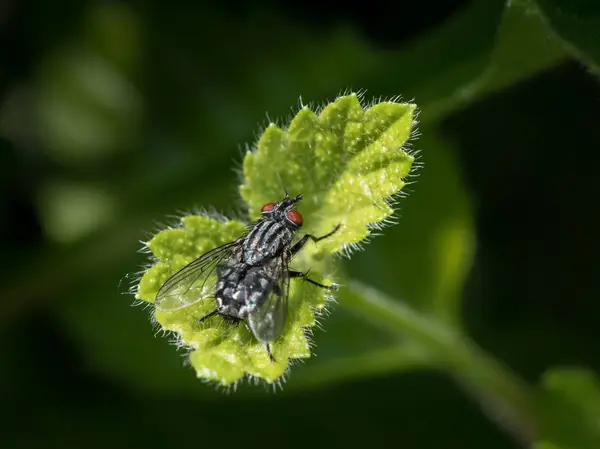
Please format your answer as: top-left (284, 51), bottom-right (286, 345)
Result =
top-left (154, 192), bottom-right (341, 362)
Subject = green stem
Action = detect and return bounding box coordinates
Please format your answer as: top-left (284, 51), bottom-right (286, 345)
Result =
top-left (342, 280), bottom-right (538, 447)
top-left (289, 343), bottom-right (439, 389)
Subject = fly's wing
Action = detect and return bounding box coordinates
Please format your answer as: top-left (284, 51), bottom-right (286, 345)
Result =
top-left (247, 254), bottom-right (289, 343)
top-left (155, 240), bottom-right (241, 311)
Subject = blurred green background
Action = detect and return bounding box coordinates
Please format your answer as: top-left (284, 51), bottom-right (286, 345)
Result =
top-left (1, 0), bottom-right (600, 447)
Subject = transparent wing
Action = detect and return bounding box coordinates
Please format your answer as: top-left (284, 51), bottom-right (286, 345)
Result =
top-left (247, 254), bottom-right (289, 343)
top-left (155, 240), bottom-right (242, 312)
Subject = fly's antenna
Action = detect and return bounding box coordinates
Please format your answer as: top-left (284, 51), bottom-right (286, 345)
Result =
top-left (275, 170), bottom-right (288, 200)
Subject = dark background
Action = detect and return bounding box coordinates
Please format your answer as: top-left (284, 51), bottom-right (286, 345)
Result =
top-left (1, 0), bottom-right (599, 448)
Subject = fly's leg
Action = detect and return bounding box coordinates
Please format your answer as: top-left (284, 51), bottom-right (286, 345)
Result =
top-left (266, 344), bottom-right (276, 363)
top-left (221, 315), bottom-right (243, 326)
top-left (265, 224), bottom-right (341, 364)
top-left (288, 270), bottom-right (339, 291)
top-left (198, 309), bottom-right (219, 323)
top-left (199, 310), bottom-right (242, 326)
top-left (290, 223), bottom-right (341, 256)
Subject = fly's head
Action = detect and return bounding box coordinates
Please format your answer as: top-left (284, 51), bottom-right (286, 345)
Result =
top-left (260, 192), bottom-right (304, 229)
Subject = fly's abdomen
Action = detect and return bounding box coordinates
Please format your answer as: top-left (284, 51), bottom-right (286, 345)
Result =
top-left (215, 264), bottom-right (248, 319)
top-left (215, 264), bottom-right (273, 319)
top-left (244, 220), bottom-right (292, 265)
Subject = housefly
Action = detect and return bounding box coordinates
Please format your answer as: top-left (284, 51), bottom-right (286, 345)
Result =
top-left (154, 192), bottom-right (340, 362)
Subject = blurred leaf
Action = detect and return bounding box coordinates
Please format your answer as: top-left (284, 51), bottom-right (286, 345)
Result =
top-left (537, 367), bottom-right (600, 449)
top-left (368, 0), bottom-right (505, 118)
top-left (479, 0), bottom-right (567, 92)
top-left (373, 0), bottom-right (567, 122)
top-left (36, 180), bottom-right (116, 243)
top-left (536, 0), bottom-right (600, 74)
top-left (35, 2), bottom-right (142, 166)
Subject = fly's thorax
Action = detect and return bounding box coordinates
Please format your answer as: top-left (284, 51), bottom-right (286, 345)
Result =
top-left (243, 219), bottom-right (294, 265)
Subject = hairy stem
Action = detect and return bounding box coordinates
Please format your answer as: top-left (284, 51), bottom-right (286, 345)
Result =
top-left (342, 280), bottom-right (537, 447)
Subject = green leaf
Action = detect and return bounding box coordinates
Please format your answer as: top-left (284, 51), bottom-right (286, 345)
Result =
top-left (373, 0), bottom-right (567, 123)
top-left (241, 94), bottom-right (416, 262)
top-left (136, 215), bottom-right (321, 385)
top-left (536, 0), bottom-right (600, 75)
top-left (537, 367), bottom-right (600, 449)
top-left (480, 0), bottom-right (567, 92)
top-left (439, 0), bottom-right (567, 114)
top-left (136, 94), bottom-right (417, 385)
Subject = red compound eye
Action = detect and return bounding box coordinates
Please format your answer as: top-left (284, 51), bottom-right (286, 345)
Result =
top-left (261, 202), bottom-right (276, 213)
top-left (287, 210), bottom-right (303, 227)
